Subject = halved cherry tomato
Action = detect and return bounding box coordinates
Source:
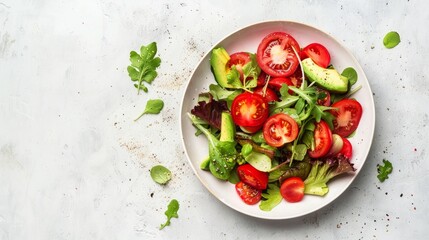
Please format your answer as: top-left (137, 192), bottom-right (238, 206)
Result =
top-left (257, 71), bottom-right (267, 87)
top-left (280, 177), bottom-right (305, 203)
top-left (331, 99), bottom-right (363, 137)
top-left (256, 32), bottom-right (300, 77)
top-left (235, 181), bottom-right (262, 205)
top-left (308, 120), bottom-right (333, 158)
top-left (263, 113), bottom-right (299, 147)
top-left (298, 50), bottom-right (308, 61)
top-left (316, 88), bottom-right (331, 106)
top-left (302, 43), bottom-right (331, 68)
top-left (253, 86), bottom-right (279, 102)
top-left (338, 136), bottom-right (353, 160)
top-left (240, 125), bottom-right (262, 134)
top-left (289, 67), bottom-right (303, 88)
top-left (237, 164), bottom-right (268, 190)
top-left (231, 93), bottom-right (269, 127)
top-left (267, 77), bottom-right (294, 95)
top-left (228, 52), bottom-right (251, 81)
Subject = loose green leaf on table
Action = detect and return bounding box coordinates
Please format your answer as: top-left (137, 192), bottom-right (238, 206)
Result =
top-left (383, 31), bottom-right (400, 49)
top-left (160, 199), bottom-right (179, 230)
top-left (377, 159), bottom-right (393, 182)
top-left (150, 165), bottom-right (172, 185)
top-left (134, 99), bottom-right (164, 121)
top-left (127, 42), bottom-right (161, 94)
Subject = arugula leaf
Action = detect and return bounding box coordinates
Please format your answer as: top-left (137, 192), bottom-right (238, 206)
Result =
top-left (160, 199), bottom-right (179, 230)
top-left (377, 159), bottom-right (393, 182)
top-left (241, 53), bottom-right (260, 89)
top-left (225, 53), bottom-right (260, 91)
top-left (150, 165), bottom-right (172, 185)
top-left (302, 130), bottom-right (315, 150)
top-left (294, 98), bottom-right (305, 115)
top-left (259, 184), bottom-right (283, 211)
top-left (127, 42), bottom-right (161, 94)
top-left (311, 105), bottom-right (336, 129)
top-left (291, 144), bottom-right (307, 161)
top-left (270, 84), bottom-right (299, 113)
top-left (134, 99), bottom-right (164, 121)
top-left (226, 66), bottom-right (241, 85)
top-left (383, 31), bottom-right (400, 49)
top-left (209, 84), bottom-right (242, 109)
top-left (133, 83), bottom-right (148, 92)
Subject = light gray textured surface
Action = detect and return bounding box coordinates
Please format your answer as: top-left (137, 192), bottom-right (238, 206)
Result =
top-left (1, 0), bottom-right (428, 239)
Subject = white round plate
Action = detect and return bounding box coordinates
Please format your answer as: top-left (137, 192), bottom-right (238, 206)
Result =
top-left (180, 21), bottom-right (375, 219)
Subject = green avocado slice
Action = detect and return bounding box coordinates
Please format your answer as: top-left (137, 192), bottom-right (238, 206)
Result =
top-left (210, 47), bottom-right (241, 89)
top-left (302, 58), bottom-right (348, 93)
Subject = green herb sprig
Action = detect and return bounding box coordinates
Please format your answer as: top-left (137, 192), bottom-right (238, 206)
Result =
top-left (377, 159), bottom-right (393, 182)
top-left (127, 42), bottom-right (161, 94)
top-left (160, 199), bottom-right (179, 230)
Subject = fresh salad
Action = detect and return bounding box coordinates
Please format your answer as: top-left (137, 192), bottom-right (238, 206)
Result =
top-left (188, 31), bottom-right (363, 211)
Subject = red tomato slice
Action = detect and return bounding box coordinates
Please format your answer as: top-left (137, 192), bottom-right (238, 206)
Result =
top-left (253, 86), bottom-right (279, 102)
top-left (308, 120), bottom-right (333, 158)
top-left (240, 125), bottom-right (262, 134)
top-left (302, 43), bottom-right (331, 68)
top-left (235, 181), bottom-right (262, 205)
top-left (267, 77), bottom-right (294, 95)
top-left (231, 93), bottom-right (269, 127)
top-left (280, 177), bottom-right (305, 203)
top-left (263, 113), bottom-right (299, 147)
top-left (237, 164), bottom-right (268, 190)
top-left (228, 52), bottom-right (251, 81)
top-left (316, 88), bottom-right (331, 106)
top-left (256, 32), bottom-right (300, 77)
top-left (289, 67), bottom-right (303, 88)
top-left (299, 50), bottom-right (308, 60)
top-left (257, 71), bottom-right (267, 87)
top-left (338, 136), bottom-right (353, 160)
top-left (331, 99), bottom-right (363, 137)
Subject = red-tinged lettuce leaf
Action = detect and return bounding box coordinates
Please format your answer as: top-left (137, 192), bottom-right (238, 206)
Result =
top-left (190, 98), bottom-right (228, 129)
top-left (324, 154), bottom-right (356, 178)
